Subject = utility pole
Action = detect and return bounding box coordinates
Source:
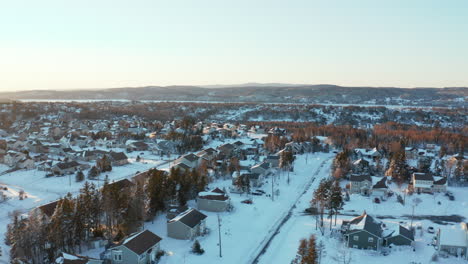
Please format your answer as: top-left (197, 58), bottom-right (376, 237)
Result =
top-left (271, 173), bottom-right (274, 201)
top-left (217, 214), bottom-right (222, 258)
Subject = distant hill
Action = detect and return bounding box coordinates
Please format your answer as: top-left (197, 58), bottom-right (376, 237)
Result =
top-left (1, 85), bottom-right (466, 107)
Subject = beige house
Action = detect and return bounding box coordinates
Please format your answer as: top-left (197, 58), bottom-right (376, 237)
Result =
top-left (411, 173), bottom-right (447, 193)
top-left (109, 230), bottom-right (162, 264)
top-left (167, 208), bottom-right (207, 240)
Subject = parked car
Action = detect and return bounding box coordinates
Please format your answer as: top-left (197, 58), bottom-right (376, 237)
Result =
top-left (251, 191), bottom-right (263, 196)
top-left (448, 194), bottom-right (455, 201)
top-left (241, 199), bottom-right (253, 204)
top-left (427, 226), bottom-right (435, 233)
top-left (374, 197), bottom-right (380, 204)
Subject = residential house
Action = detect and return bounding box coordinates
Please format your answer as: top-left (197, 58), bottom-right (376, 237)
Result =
top-left (285, 142), bottom-right (302, 154)
top-left (167, 208), bottom-right (207, 240)
top-left (175, 153), bottom-right (200, 169)
top-left (196, 148), bottom-right (218, 162)
top-left (109, 230), bottom-right (162, 264)
top-left (411, 173), bottom-right (447, 193)
top-left (30, 200), bottom-right (61, 222)
top-left (217, 143), bottom-right (236, 158)
top-left (4, 151), bottom-right (27, 167)
top-left (349, 174), bottom-right (372, 195)
top-left (371, 177), bottom-right (388, 200)
top-left (108, 151), bottom-right (129, 166)
top-left (52, 161), bottom-right (87, 175)
top-left (126, 141), bottom-right (149, 152)
top-left (18, 157), bottom-right (35, 170)
top-left (354, 148), bottom-right (381, 160)
top-left (352, 159), bottom-right (371, 175)
top-left (265, 155), bottom-right (280, 168)
top-left (250, 162), bottom-right (270, 177)
top-left (384, 225), bottom-right (414, 247)
top-left (437, 223), bottom-right (468, 259)
top-left (197, 188), bottom-right (230, 212)
top-left (342, 212), bottom-right (384, 250)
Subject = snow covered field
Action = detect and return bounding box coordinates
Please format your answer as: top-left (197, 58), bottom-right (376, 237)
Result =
top-left (258, 180), bottom-right (468, 264)
top-left (83, 153), bottom-right (334, 264)
top-left (0, 152), bottom-right (169, 263)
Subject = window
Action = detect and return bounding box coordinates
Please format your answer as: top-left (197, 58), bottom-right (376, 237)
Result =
top-left (353, 236), bottom-right (359, 241)
top-left (368, 237), bottom-right (374, 243)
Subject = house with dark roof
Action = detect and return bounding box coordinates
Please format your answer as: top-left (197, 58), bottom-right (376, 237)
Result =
top-left (265, 155), bottom-right (280, 168)
top-left (52, 161), bottom-right (87, 175)
top-left (349, 174), bottom-right (372, 195)
top-left (126, 141), bottom-right (149, 152)
top-left (167, 208), bottom-right (207, 240)
top-left (196, 148), bottom-right (218, 161)
top-left (342, 212), bottom-right (384, 250)
top-left (411, 173), bottom-right (447, 193)
top-left (384, 225), bottom-right (414, 247)
top-left (371, 177), bottom-right (388, 199)
top-left (197, 187), bottom-right (230, 212)
top-left (108, 151), bottom-right (129, 166)
top-left (30, 199), bottom-right (61, 223)
top-left (175, 153), bottom-right (200, 169)
top-left (109, 230), bottom-right (162, 264)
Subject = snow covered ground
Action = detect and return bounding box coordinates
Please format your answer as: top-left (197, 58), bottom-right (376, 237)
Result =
top-left (258, 180), bottom-right (468, 264)
top-left (83, 153), bottom-right (334, 264)
top-left (0, 153), bottom-right (169, 263)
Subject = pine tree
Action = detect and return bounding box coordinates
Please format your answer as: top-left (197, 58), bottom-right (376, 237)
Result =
top-left (75, 170), bottom-right (85, 182)
top-left (312, 179), bottom-right (332, 234)
top-left (88, 166), bottom-right (99, 180)
top-left (292, 235), bottom-right (318, 264)
top-left (191, 240), bottom-right (205, 255)
top-left (385, 150), bottom-right (409, 184)
top-left (329, 181), bottom-right (343, 227)
top-left (145, 169), bottom-right (168, 217)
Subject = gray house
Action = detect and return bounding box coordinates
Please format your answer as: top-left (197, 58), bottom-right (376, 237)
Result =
top-left (197, 187), bottom-right (230, 212)
top-left (342, 213), bottom-right (384, 250)
top-left (167, 208), bottom-right (207, 240)
top-left (109, 230), bottom-right (162, 264)
top-left (384, 225), bottom-right (414, 247)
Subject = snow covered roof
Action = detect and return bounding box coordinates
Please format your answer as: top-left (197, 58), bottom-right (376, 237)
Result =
top-left (439, 225), bottom-right (468, 247)
top-left (198, 187), bottom-right (229, 201)
top-left (344, 212), bottom-right (383, 237)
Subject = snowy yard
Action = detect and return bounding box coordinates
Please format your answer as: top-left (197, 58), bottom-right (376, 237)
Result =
top-left (258, 178), bottom-right (468, 264)
top-left (0, 154), bottom-right (168, 264)
top-left (81, 153), bottom-right (335, 264)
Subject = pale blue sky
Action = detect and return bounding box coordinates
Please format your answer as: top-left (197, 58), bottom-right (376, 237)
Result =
top-left (0, 0), bottom-right (467, 91)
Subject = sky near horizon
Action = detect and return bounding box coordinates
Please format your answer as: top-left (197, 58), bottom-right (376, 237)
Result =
top-left (0, 0), bottom-right (467, 91)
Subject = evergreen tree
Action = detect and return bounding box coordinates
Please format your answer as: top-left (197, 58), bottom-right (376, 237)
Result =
top-left (292, 235), bottom-right (318, 264)
top-left (191, 240), bottom-right (205, 255)
top-left (88, 166), bottom-right (99, 180)
top-left (385, 150), bottom-right (409, 184)
top-left (329, 181), bottom-right (343, 227)
top-left (145, 169), bottom-right (168, 217)
top-left (75, 170), bottom-right (85, 182)
top-left (312, 179), bottom-right (332, 234)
